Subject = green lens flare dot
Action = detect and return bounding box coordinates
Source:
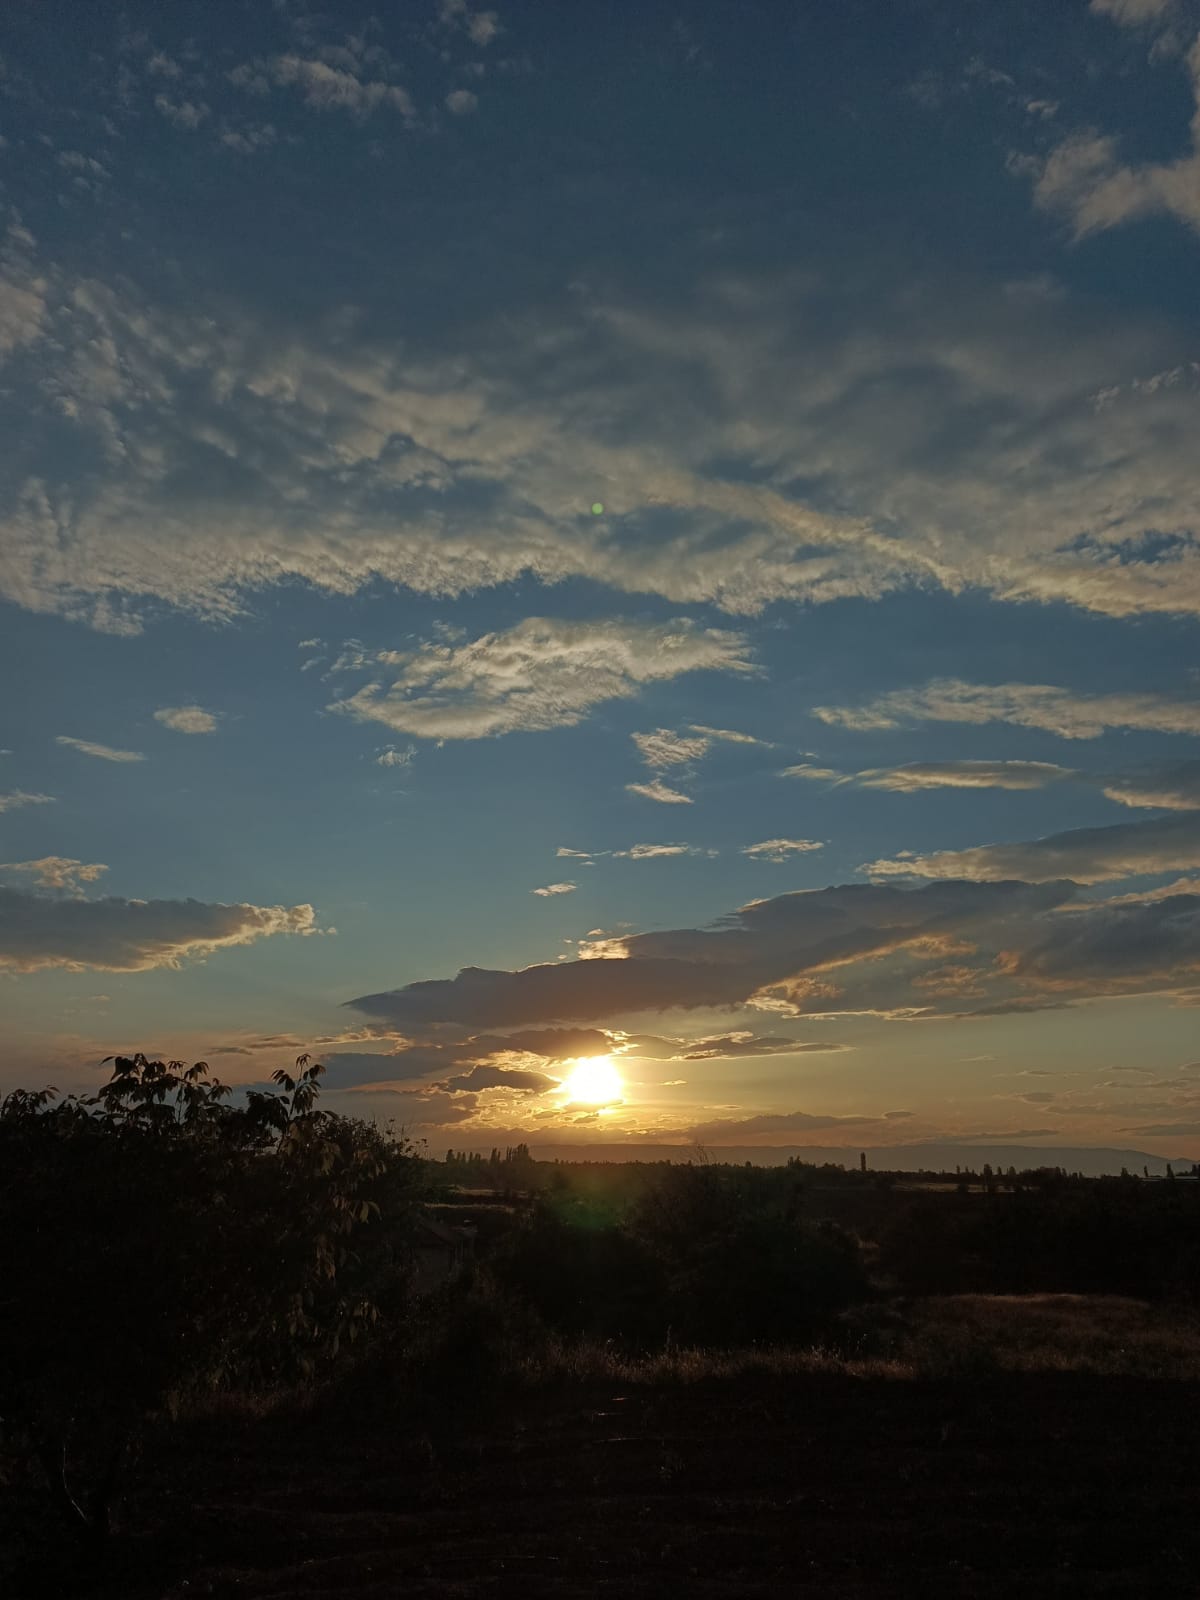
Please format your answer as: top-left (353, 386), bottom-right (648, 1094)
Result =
top-left (590, 502), bottom-right (605, 515)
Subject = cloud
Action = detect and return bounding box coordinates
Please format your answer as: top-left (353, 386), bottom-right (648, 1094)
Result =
top-left (676, 1033), bottom-right (850, 1060)
top-left (632, 728), bottom-right (710, 768)
top-left (532, 881), bottom-right (576, 897)
top-left (345, 878), bottom-right (1076, 1030)
top-left (0, 791), bottom-right (55, 814)
top-left (11, 232), bottom-right (1200, 637)
top-left (859, 761), bottom-right (1074, 792)
top-left (626, 779), bottom-right (693, 804)
top-left (815, 680), bottom-right (1200, 740)
top-left (1099, 762), bottom-right (1200, 810)
top-left (688, 1108), bottom-right (891, 1141)
top-left (0, 890), bottom-right (317, 973)
top-left (265, 55), bottom-right (415, 119)
top-left (330, 617), bottom-right (751, 740)
top-left (154, 706), bottom-right (218, 734)
top-left (787, 753), bottom-right (1200, 811)
top-left (864, 812), bottom-right (1200, 885)
top-left (56, 735), bottom-right (145, 763)
top-left (1090, 0), bottom-right (1176, 22)
top-left (153, 95), bottom-right (209, 129)
top-left (441, 1064), bottom-right (557, 1093)
top-left (689, 724), bottom-right (762, 745)
top-left (780, 763), bottom-right (848, 783)
top-left (1020, 32), bottom-right (1200, 237)
top-left (611, 843), bottom-right (701, 859)
top-left (375, 744), bottom-right (415, 768)
top-left (0, 857), bottom-right (108, 893)
top-left (445, 89), bottom-right (479, 115)
top-left (742, 838), bottom-right (824, 863)
top-left (439, 2), bottom-right (502, 47)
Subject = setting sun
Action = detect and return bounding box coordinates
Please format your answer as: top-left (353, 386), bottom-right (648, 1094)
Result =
top-left (560, 1056), bottom-right (624, 1107)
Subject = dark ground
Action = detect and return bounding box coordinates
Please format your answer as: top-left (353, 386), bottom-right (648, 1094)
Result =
top-left (6, 1368), bottom-right (1199, 1599)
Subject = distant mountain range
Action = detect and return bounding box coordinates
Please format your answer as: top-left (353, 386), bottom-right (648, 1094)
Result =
top-left (525, 1142), bottom-right (1196, 1179)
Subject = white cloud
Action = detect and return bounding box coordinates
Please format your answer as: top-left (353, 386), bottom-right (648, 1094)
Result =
top-left (814, 680), bottom-right (1200, 740)
top-left (56, 734), bottom-right (145, 763)
top-left (375, 744), bottom-right (416, 768)
top-left (7, 243), bottom-right (1200, 636)
top-left (0, 857), bottom-right (108, 892)
top-left (154, 705), bottom-right (218, 734)
top-left (742, 838), bottom-right (824, 862)
top-left (445, 89), bottom-right (478, 115)
top-left (631, 728), bottom-right (710, 768)
top-left (779, 763), bottom-right (848, 783)
top-left (267, 54), bottom-right (415, 119)
top-left (330, 617), bottom-right (752, 740)
top-left (532, 881), bottom-right (576, 897)
top-left (689, 724), bottom-right (762, 745)
top-left (0, 791), bottom-right (54, 815)
top-left (1021, 33), bottom-right (1200, 237)
top-left (625, 779), bottom-right (693, 805)
top-left (611, 843), bottom-right (701, 859)
top-left (863, 812), bottom-right (1200, 885)
top-left (859, 761), bottom-right (1075, 791)
top-left (0, 889), bottom-right (317, 973)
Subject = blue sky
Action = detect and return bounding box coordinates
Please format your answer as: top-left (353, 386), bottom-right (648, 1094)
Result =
top-left (4, 0), bottom-right (1200, 1156)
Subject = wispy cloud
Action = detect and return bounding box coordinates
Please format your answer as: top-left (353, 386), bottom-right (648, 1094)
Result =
top-left (0, 889), bottom-right (318, 973)
top-left (330, 618), bottom-right (751, 741)
top-left (0, 791), bottom-right (55, 814)
top-left (532, 881), bottom-right (577, 897)
top-left (859, 760), bottom-right (1074, 792)
top-left (814, 680), bottom-right (1200, 740)
top-left (626, 779), bottom-right (693, 805)
top-left (1019, 21), bottom-right (1200, 238)
top-left (863, 812), bottom-right (1200, 884)
top-left (742, 838), bottom-right (825, 862)
top-left (56, 735), bottom-right (145, 763)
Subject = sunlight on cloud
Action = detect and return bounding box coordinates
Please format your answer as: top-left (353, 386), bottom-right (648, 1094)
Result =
top-left (56, 735), bottom-right (145, 763)
top-left (154, 706), bottom-right (219, 734)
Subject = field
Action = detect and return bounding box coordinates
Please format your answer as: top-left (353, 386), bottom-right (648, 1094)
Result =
top-left (6, 1295), bottom-right (1200, 1599)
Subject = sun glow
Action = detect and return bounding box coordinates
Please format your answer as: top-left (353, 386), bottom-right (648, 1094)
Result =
top-left (560, 1055), bottom-right (624, 1107)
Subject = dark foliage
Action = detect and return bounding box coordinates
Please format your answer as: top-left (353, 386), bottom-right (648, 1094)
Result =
top-left (491, 1161), bottom-right (868, 1346)
top-left (0, 1054), bottom-right (422, 1546)
top-left (879, 1176), bottom-right (1200, 1299)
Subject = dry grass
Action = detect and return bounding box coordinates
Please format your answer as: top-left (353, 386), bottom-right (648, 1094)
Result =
top-left (511, 1293), bottom-right (1200, 1387)
top-left (901, 1292), bottom-right (1200, 1378)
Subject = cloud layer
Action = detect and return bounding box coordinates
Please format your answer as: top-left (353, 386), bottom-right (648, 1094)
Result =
top-left (0, 889), bottom-right (317, 972)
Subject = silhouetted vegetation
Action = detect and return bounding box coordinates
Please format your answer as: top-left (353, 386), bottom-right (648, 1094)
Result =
top-left (4, 1055), bottom-right (1200, 1595)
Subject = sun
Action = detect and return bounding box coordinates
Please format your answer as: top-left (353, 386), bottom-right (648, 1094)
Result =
top-left (560, 1055), bottom-right (624, 1107)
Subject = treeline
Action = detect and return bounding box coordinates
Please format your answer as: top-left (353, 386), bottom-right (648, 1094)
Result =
top-left (879, 1178), bottom-right (1200, 1300)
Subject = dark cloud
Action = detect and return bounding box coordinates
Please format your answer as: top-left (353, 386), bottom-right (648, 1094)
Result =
top-left (688, 1109), bottom-right (889, 1140)
top-left (347, 880), bottom-right (1072, 1029)
top-left (0, 888), bottom-right (316, 973)
top-left (441, 1064), bottom-right (559, 1093)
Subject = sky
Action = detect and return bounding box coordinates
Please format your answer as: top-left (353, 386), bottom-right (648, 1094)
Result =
top-left (3, 0), bottom-right (1200, 1160)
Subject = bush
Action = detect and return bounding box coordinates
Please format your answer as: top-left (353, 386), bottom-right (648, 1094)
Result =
top-left (0, 1054), bottom-right (420, 1546)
